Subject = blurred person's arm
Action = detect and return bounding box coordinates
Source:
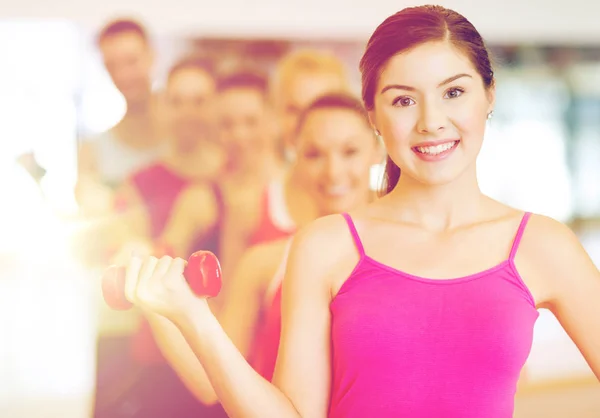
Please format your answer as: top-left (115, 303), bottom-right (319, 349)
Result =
top-left (146, 241), bottom-right (285, 404)
top-left (159, 184), bottom-right (220, 259)
top-left (219, 205), bottom-right (256, 280)
top-left (218, 185), bottom-right (264, 279)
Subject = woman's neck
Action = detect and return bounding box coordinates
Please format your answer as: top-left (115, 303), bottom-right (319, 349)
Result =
top-left (384, 166), bottom-right (488, 231)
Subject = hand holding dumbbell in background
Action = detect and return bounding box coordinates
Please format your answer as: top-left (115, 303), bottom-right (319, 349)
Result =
top-left (101, 249), bottom-right (222, 325)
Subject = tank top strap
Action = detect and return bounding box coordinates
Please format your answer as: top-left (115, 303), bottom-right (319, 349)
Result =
top-left (341, 213), bottom-right (366, 258)
top-left (509, 211), bottom-right (532, 261)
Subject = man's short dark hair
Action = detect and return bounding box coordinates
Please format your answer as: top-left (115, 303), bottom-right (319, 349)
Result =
top-left (97, 18), bottom-right (149, 45)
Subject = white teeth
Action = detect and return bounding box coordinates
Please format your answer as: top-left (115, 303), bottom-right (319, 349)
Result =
top-left (416, 141), bottom-right (457, 155)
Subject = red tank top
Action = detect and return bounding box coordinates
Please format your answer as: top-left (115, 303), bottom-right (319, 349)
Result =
top-left (328, 213), bottom-right (539, 417)
top-left (131, 163), bottom-right (189, 237)
top-left (250, 286), bottom-right (282, 381)
top-left (245, 180), bottom-right (294, 378)
top-left (248, 240), bottom-right (291, 380)
top-left (249, 180), bottom-right (295, 246)
top-left (124, 163), bottom-right (223, 364)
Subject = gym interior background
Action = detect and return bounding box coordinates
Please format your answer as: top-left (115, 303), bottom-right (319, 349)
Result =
top-left (0, 0), bottom-right (599, 417)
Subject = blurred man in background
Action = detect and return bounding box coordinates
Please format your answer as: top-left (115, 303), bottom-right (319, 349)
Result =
top-left (75, 18), bottom-right (165, 219)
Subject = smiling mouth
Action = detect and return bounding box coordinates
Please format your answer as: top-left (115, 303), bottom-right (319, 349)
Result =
top-left (413, 140), bottom-right (459, 156)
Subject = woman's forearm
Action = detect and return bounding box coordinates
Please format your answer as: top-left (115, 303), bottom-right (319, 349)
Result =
top-left (146, 313), bottom-right (219, 405)
top-left (177, 303), bottom-right (302, 418)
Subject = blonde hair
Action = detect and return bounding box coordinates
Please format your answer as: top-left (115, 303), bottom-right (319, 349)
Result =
top-left (271, 49), bottom-right (349, 97)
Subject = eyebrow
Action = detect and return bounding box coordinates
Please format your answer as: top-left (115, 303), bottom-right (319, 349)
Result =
top-left (380, 73), bottom-right (472, 94)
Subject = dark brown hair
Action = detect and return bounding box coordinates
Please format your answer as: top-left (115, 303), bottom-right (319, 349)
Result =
top-left (167, 55), bottom-right (216, 82)
top-left (217, 70), bottom-right (269, 96)
top-left (359, 5), bottom-right (495, 195)
top-left (295, 92), bottom-right (369, 138)
top-left (97, 18), bottom-right (149, 45)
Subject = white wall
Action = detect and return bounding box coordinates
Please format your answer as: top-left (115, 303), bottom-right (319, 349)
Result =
top-left (2, 0), bottom-right (600, 44)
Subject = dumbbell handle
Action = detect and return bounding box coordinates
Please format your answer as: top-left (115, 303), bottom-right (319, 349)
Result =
top-left (101, 251), bottom-right (222, 310)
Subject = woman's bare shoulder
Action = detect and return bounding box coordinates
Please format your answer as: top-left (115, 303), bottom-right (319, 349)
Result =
top-left (294, 214), bottom-right (356, 250)
top-left (285, 214), bottom-right (361, 296)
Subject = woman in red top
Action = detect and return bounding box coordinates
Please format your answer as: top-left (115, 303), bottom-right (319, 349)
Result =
top-left (120, 6), bottom-right (600, 418)
top-left (247, 49), bottom-right (353, 247)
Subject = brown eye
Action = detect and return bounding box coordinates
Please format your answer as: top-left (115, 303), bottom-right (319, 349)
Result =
top-left (445, 87), bottom-right (465, 99)
top-left (393, 96), bottom-right (415, 107)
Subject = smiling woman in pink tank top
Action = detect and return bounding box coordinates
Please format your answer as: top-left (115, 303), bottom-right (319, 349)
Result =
top-left (117, 5), bottom-right (600, 418)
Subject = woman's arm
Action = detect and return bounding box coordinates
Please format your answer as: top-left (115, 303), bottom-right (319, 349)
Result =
top-left (519, 215), bottom-right (600, 380)
top-left (145, 242), bottom-right (278, 405)
top-left (159, 184), bottom-right (219, 258)
top-left (124, 217), bottom-right (340, 418)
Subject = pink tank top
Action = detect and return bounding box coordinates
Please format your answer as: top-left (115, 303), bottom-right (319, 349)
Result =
top-left (329, 212), bottom-right (539, 418)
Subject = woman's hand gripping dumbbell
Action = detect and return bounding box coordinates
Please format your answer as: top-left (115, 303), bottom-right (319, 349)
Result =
top-left (101, 249), bottom-right (222, 321)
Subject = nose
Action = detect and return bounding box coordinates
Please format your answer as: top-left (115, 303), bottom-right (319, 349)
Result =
top-left (325, 155), bottom-right (344, 183)
top-left (416, 100), bottom-right (447, 134)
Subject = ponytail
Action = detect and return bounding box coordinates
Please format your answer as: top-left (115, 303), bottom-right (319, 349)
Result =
top-left (380, 156), bottom-right (400, 196)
